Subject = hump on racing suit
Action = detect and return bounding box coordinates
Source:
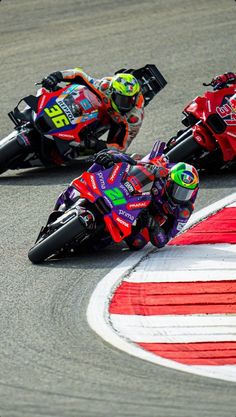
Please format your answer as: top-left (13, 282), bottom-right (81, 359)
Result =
top-left (59, 68), bottom-right (144, 152)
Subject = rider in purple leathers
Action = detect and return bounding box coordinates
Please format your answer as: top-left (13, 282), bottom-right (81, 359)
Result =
top-left (52, 142), bottom-right (199, 251)
top-left (125, 161), bottom-right (198, 251)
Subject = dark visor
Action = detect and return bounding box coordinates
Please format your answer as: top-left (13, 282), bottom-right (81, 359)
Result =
top-left (112, 93), bottom-right (136, 113)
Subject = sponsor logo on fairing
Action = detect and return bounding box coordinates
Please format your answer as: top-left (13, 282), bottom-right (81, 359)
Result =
top-left (97, 171), bottom-right (106, 189)
top-left (108, 164), bottom-right (121, 184)
top-left (56, 133), bottom-right (75, 139)
top-left (127, 201), bottom-right (149, 210)
top-left (116, 217), bottom-right (129, 228)
top-left (90, 175), bottom-right (98, 190)
top-left (120, 184), bottom-right (130, 197)
top-left (124, 181), bottom-right (135, 194)
top-left (57, 99), bottom-right (74, 123)
top-left (118, 210), bottom-right (135, 222)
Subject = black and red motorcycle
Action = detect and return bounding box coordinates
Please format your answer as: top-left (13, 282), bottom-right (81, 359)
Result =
top-left (165, 78), bottom-right (236, 172)
top-left (0, 65), bottom-right (167, 175)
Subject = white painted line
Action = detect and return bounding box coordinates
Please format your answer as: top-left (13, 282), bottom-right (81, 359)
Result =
top-left (193, 366), bottom-right (236, 379)
top-left (125, 244), bottom-right (236, 282)
top-left (111, 313), bottom-right (236, 329)
top-left (111, 314), bottom-right (236, 343)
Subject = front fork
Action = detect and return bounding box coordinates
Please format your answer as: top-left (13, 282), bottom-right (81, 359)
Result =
top-left (0, 127), bottom-right (31, 150)
top-left (16, 128), bottom-right (32, 149)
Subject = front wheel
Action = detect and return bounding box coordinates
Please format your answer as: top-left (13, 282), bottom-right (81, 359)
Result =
top-left (0, 132), bottom-right (28, 174)
top-left (28, 212), bottom-right (90, 264)
top-left (165, 129), bottom-right (225, 172)
top-left (165, 129), bottom-right (203, 164)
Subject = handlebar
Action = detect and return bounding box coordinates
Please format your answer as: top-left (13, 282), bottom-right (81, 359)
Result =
top-left (202, 81), bottom-right (213, 87)
top-left (203, 79), bottom-right (236, 90)
top-left (34, 82), bottom-right (61, 92)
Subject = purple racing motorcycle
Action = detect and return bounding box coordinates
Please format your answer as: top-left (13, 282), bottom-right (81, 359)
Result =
top-left (28, 141), bottom-right (167, 263)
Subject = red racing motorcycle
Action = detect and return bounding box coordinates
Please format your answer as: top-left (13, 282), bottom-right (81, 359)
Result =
top-left (0, 65), bottom-right (167, 175)
top-left (165, 79), bottom-right (236, 171)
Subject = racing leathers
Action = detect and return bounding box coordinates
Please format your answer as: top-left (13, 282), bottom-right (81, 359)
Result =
top-left (125, 174), bottom-right (197, 250)
top-left (52, 148), bottom-right (198, 252)
top-left (42, 68), bottom-right (145, 152)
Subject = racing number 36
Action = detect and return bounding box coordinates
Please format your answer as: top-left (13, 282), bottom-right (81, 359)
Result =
top-left (44, 104), bottom-right (69, 128)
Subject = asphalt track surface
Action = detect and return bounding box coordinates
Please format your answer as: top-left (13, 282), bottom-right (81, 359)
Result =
top-left (1, 1), bottom-right (236, 416)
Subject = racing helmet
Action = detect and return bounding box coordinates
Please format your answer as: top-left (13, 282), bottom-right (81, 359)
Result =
top-left (110, 73), bottom-right (141, 114)
top-left (165, 162), bottom-right (199, 203)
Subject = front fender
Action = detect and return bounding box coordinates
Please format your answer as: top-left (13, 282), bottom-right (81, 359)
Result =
top-left (192, 124), bottom-right (216, 152)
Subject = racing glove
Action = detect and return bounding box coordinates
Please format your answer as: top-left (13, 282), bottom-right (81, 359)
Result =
top-left (211, 72), bottom-right (236, 90)
top-left (133, 212), bottom-right (168, 249)
top-left (148, 218), bottom-right (168, 248)
top-left (144, 155), bottom-right (169, 178)
top-left (95, 150), bottom-right (115, 168)
top-left (41, 71), bottom-right (63, 90)
top-left (95, 149), bottom-right (136, 168)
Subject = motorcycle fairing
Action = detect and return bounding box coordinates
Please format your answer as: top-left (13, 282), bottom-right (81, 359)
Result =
top-left (72, 162), bottom-right (152, 242)
top-left (185, 86), bottom-right (236, 161)
top-left (35, 84), bottom-right (107, 142)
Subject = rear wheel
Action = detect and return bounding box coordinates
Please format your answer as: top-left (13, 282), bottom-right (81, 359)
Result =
top-left (28, 214), bottom-right (89, 264)
top-left (0, 133), bottom-right (28, 174)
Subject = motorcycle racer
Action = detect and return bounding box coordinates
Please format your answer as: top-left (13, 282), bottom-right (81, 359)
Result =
top-left (52, 144), bottom-right (199, 252)
top-left (41, 68), bottom-right (144, 153)
top-left (125, 159), bottom-right (199, 250)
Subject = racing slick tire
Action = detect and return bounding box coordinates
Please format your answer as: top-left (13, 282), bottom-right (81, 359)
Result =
top-left (165, 129), bottom-right (225, 172)
top-left (0, 134), bottom-right (27, 174)
top-left (165, 129), bottom-right (203, 164)
top-left (28, 215), bottom-right (88, 264)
